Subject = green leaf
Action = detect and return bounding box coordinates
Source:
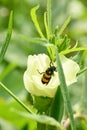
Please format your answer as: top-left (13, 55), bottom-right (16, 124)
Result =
top-left (18, 111), bottom-right (65, 130)
top-left (60, 47), bottom-right (87, 55)
top-left (49, 86), bottom-right (64, 122)
top-left (30, 5), bottom-right (45, 38)
top-left (56, 47), bottom-right (76, 130)
top-left (58, 35), bottom-right (70, 52)
top-left (20, 34), bottom-right (47, 44)
top-left (0, 11), bottom-right (13, 63)
top-left (58, 16), bottom-right (71, 36)
top-left (44, 12), bottom-right (49, 39)
top-left (0, 101), bottom-right (36, 130)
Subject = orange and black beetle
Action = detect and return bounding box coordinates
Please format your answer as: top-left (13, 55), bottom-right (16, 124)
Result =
top-left (39, 62), bottom-right (56, 84)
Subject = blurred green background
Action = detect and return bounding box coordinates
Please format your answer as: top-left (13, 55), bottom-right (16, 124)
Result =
top-left (0, 0), bottom-right (87, 130)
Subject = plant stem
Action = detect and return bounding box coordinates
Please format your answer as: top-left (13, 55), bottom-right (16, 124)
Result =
top-left (47, 0), bottom-right (51, 38)
top-left (0, 82), bottom-right (33, 114)
top-left (56, 47), bottom-right (76, 130)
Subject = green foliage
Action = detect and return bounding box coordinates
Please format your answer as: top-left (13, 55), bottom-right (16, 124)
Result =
top-left (17, 111), bottom-right (65, 130)
top-left (30, 5), bottom-right (45, 38)
top-left (0, 100), bottom-right (36, 130)
top-left (56, 47), bottom-right (76, 130)
top-left (49, 87), bottom-right (64, 122)
top-left (0, 11), bottom-right (13, 63)
top-left (0, 0), bottom-right (87, 130)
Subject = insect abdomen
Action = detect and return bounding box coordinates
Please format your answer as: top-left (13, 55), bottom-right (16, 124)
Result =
top-left (41, 65), bottom-right (56, 84)
top-left (41, 72), bottom-right (51, 84)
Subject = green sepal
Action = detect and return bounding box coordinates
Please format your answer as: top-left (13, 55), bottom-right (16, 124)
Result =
top-left (33, 96), bottom-right (53, 113)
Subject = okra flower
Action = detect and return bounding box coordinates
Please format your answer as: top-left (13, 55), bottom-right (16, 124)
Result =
top-left (23, 54), bottom-right (80, 98)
